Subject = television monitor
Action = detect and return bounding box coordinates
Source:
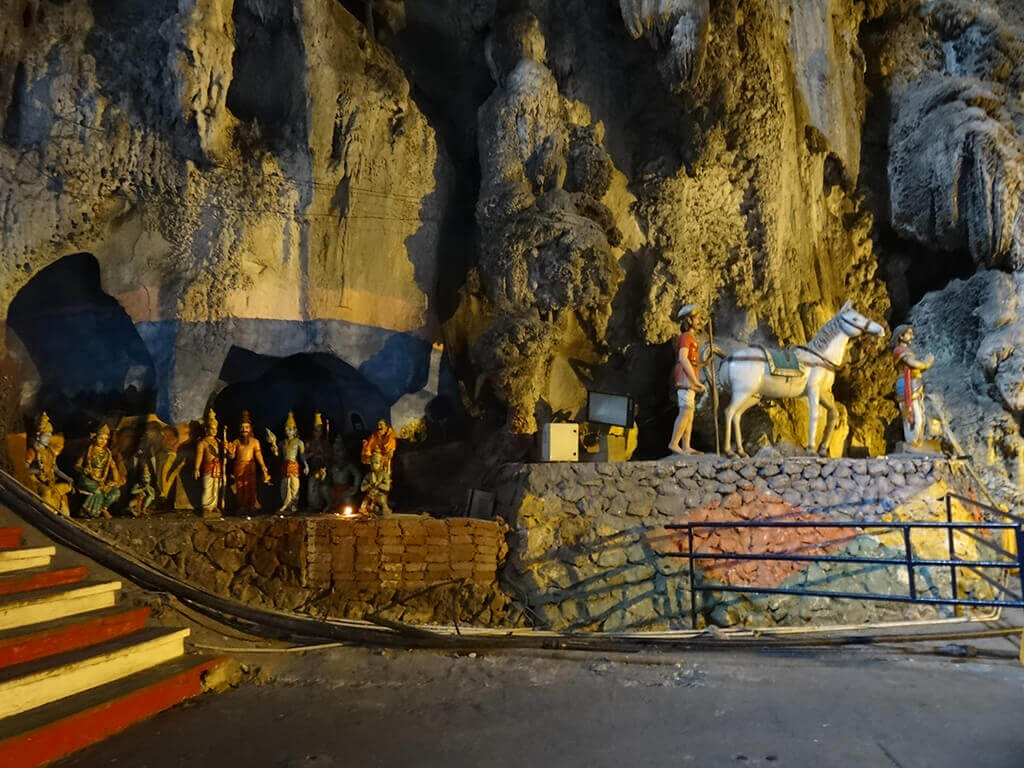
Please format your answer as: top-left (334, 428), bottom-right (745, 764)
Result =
top-left (587, 391), bottom-right (635, 429)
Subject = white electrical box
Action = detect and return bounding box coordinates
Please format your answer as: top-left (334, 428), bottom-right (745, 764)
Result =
top-left (540, 423), bottom-right (579, 462)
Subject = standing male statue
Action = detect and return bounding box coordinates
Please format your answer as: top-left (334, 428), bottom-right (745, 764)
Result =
top-left (267, 412), bottom-right (308, 514)
top-left (306, 413), bottom-right (332, 513)
top-left (227, 411), bottom-right (271, 514)
top-left (891, 324), bottom-right (935, 449)
top-left (193, 410), bottom-right (223, 517)
top-left (668, 305), bottom-right (714, 455)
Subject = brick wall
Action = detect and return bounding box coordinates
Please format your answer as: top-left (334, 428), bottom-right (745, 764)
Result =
top-left (306, 518), bottom-right (508, 594)
top-left (86, 516), bottom-right (512, 626)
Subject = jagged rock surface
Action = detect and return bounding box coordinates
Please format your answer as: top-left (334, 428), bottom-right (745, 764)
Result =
top-left (884, 1), bottom-right (1024, 271)
top-left (3, 0), bottom-right (1024, 471)
top-left (0, 0), bottom-right (449, 423)
top-left (471, 11), bottom-right (626, 432)
top-left (911, 270), bottom-right (1024, 506)
top-left (618, 0), bottom-right (711, 92)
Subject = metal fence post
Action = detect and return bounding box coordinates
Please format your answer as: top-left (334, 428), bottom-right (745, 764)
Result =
top-left (946, 496), bottom-right (958, 605)
top-left (1015, 527), bottom-right (1024, 608)
top-left (688, 526), bottom-right (697, 630)
top-left (902, 526), bottom-right (916, 600)
top-left (1017, 527), bottom-right (1024, 667)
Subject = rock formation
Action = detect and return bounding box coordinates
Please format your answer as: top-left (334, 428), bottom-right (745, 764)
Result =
top-left (1, 0), bottom-right (1023, 484)
top-left (471, 10), bottom-right (625, 433)
top-left (911, 270), bottom-right (1024, 505)
top-left (618, 0), bottom-right (711, 91)
top-left (1, 0), bottom-right (449, 426)
top-left (886, 1), bottom-right (1024, 271)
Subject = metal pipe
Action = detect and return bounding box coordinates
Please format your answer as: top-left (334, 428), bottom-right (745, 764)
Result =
top-left (666, 520), bottom-right (1017, 530)
top-left (946, 491), bottom-right (1017, 520)
top-left (903, 526), bottom-right (916, 601)
top-left (1016, 528), bottom-right (1024, 607)
top-left (663, 551), bottom-right (1017, 568)
top-left (688, 526), bottom-right (697, 630)
top-left (689, 582), bottom-right (1022, 608)
top-left (946, 495), bottom-right (958, 604)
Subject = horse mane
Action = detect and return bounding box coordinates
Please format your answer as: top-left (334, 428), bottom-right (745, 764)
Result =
top-left (804, 313), bottom-right (844, 352)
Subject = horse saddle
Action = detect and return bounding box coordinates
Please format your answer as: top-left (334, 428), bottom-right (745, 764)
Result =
top-left (756, 345), bottom-right (806, 378)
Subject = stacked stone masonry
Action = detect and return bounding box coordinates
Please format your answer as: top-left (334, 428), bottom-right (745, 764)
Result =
top-left (85, 516), bottom-right (512, 627)
top-left (488, 456), bottom-right (1006, 631)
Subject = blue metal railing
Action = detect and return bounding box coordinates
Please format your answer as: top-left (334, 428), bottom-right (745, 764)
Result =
top-left (665, 495), bottom-right (1024, 629)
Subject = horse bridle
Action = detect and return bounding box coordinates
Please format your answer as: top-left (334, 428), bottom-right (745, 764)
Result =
top-left (793, 345), bottom-right (838, 371)
top-left (835, 311), bottom-right (876, 337)
top-left (727, 311), bottom-right (876, 372)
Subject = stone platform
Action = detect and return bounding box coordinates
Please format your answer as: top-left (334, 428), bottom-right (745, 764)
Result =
top-left (488, 455), bottom-right (1002, 631)
top-left (84, 515), bottom-right (513, 627)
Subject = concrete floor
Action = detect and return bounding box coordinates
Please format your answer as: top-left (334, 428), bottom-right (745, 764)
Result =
top-left (59, 641), bottom-right (1024, 768)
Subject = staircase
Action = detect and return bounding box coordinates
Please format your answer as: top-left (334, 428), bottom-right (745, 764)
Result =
top-left (0, 525), bottom-right (234, 767)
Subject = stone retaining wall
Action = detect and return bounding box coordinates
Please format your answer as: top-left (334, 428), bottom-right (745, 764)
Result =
top-left (488, 456), bottom-right (1002, 631)
top-left (86, 516), bottom-right (514, 626)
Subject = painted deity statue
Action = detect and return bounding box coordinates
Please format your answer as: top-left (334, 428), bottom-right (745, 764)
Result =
top-left (891, 324), bottom-right (935, 449)
top-left (129, 461), bottom-right (156, 517)
top-left (75, 424), bottom-right (121, 518)
top-left (25, 412), bottom-right (72, 516)
top-left (330, 435), bottom-right (362, 511)
top-left (193, 410), bottom-right (224, 517)
top-left (266, 412), bottom-right (308, 514)
top-left (226, 411), bottom-right (271, 514)
top-left (361, 419), bottom-right (397, 473)
top-left (668, 304), bottom-right (713, 455)
top-left (358, 448), bottom-right (392, 518)
top-left (305, 413), bottom-right (332, 513)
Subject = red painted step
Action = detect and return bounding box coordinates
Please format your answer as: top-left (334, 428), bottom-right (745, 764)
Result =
top-left (0, 654), bottom-right (229, 768)
top-left (0, 528), bottom-right (21, 549)
top-left (0, 566), bottom-right (88, 597)
top-left (0, 606), bottom-right (151, 671)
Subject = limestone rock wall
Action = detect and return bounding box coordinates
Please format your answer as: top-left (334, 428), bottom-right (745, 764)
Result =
top-left (910, 270), bottom-right (1024, 508)
top-left (4, 0), bottom-right (1024, 475)
top-left (489, 457), bottom-right (1002, 631)
top-left (1, 0), bottom-right (449, 424)
top-left (440, 0), bottom-right (893, 452)
top-left (85, 515), bottom-right (515, 626)
top-left (882, 1), bottom-right (1024, 271)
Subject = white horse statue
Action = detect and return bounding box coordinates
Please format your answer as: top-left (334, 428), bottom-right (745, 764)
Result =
top-left (718, 302), bottom-right (885, 457)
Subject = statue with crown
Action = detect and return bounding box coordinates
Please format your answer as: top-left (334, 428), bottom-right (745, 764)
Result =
top-left (266, 411), bottom-right (308, 514)
top-left (306, 412), bottom-right (332, 513)
top-left (193, 409), bottom-right (224, 518)
top-left (226, 410), bottom-right (271, 515)
top-left (26, 412), bottom-right (72, 516)
top-left (74, 423), bottom-right (121, 518)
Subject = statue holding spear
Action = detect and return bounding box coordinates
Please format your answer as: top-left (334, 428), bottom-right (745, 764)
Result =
top-left (668, 304), bottom-right (717, 455)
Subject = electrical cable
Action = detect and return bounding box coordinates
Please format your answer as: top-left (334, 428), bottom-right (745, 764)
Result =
top-left (2, 470), bottom-right (1020, 656)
